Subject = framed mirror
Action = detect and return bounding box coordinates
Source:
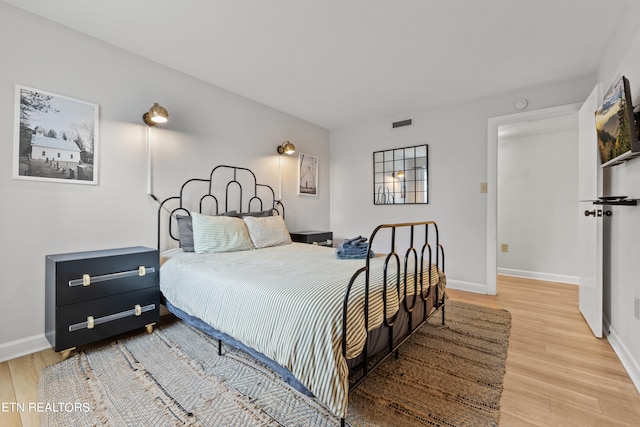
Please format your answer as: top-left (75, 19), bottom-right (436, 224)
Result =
top-left (373, 144), bottom-right (428, 205)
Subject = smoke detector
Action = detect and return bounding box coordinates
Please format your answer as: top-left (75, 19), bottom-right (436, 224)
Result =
top-left (515, 99), bottom-right (528, 110)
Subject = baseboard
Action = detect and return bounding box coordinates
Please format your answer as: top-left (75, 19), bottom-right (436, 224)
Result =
top-left (0, 333), bottom-right (51, 363)
top-left (497, 268), bottom-right (579, 285)
top-left (604, 316), bottom-right (640, 394)
top-left (446, 279), bottom-right (488, 294)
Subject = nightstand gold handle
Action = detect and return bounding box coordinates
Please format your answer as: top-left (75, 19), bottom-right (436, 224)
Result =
top-left (82, 274), bottom-right (91, 286)
top-left (138, 266), bottom-right (146, 276)
top-left (134, 304), bottom-right (142, 316)
top-left (87, 316), bottom-right (95, 329)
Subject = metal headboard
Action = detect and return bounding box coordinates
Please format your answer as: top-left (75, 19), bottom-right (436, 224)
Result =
top-left (157, 165), bottom-right (284, 250)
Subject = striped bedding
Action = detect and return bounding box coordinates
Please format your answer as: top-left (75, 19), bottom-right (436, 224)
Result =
top-left (160, 242), bottom-right (445, 418)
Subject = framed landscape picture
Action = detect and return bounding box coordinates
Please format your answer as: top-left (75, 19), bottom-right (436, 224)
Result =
top-left (13, 85), bottom-right (99, 185)
top-left (594, 76), bottom-right (640, 167)
top-left (297, 152), bottom-right (318, 196)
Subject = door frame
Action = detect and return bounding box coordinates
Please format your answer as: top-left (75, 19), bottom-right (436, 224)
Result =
top-left (486, 102), bottom-right (582, 295)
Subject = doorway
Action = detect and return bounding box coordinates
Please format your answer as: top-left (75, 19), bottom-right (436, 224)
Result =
top-left (486, 103), bottom-right (582, 295)
top-left (497, 114), bottom-right (580, 284)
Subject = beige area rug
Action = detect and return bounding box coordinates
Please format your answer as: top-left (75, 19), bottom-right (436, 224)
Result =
top-left (38, 301), bottom-right (511, 426)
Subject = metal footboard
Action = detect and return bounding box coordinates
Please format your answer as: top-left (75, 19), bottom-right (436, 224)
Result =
top-left (341, 221), bottom-right (445, 424)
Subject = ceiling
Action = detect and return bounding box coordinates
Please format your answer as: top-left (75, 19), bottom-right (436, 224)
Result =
top-left (3, 0), bottom-right (631, 130)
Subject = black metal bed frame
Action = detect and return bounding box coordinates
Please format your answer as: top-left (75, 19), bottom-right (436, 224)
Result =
top-left (342, 222), bottom-right (445, 395)
top-left (156, 165), bottom-right (283, 249)
top-left (157, 165), bottom-right (446, 425)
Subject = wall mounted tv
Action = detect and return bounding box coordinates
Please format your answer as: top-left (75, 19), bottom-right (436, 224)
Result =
top-left (594, 76), bottom-right (640, 167)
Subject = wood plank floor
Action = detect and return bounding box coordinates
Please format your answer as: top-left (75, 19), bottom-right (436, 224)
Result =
top-left (448, 275), bottom-right (640, 427)
top-left (1, 275), bottom-right (639, 426)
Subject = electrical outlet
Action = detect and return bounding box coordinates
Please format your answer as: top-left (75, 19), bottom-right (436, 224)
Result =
top-left (635, 297), bottom-right (640, 320)
top-left (480, 182), bottom-right (488, 193)
top-left (501, 244), bottom-right (509, 253)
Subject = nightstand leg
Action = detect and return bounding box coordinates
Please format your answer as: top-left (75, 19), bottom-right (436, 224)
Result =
top-left (145, 323), bottom-right (156, 334)
top-left (60, 347), bottom-right (76, 360)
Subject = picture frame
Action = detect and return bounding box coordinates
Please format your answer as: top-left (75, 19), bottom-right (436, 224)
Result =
top-left (13, 85), bottom-right (99, 185)
top-left (297, 152), bottom-right (318, 196)
top-left (594, 76), bottom-right (640, 167)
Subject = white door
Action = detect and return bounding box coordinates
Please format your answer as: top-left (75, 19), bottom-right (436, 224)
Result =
top-left (578, 84), bottom-right (603, 338)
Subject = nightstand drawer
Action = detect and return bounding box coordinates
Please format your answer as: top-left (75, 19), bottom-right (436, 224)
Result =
top-left (52, 287), bottom-right (159, 351)
top-left (290, 231), bottom-right (333, 246)
top-left (48, 247), bottom-right (159, 306)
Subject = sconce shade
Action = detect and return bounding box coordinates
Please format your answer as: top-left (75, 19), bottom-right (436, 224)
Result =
top-left (277, 141), bottom-right (296, 155)
top-left (143, 103), bottom-right (169, 126)
top-left (397, 170), bottom-right (405, 178)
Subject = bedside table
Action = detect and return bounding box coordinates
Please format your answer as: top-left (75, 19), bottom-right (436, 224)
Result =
top-left (290, 230), bottom-right (333, 247)
top-left (45, 246), bottom-right (159, 359)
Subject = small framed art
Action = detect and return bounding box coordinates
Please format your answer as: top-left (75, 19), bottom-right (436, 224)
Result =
top-left (297, 152), bottom-right (318, 196)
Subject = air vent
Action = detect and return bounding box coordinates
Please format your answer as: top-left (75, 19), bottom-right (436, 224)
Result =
top-left (392, 118), bottom-right (413, 129)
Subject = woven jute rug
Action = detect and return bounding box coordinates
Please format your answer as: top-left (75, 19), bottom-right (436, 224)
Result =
top-left (38, 301), bottom-right (511, 426)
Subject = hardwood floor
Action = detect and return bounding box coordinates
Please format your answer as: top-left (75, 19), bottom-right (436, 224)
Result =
top-left (1, 275), bottom-right (639, 426)
top-left (448, 275), bottom-right (640, 427)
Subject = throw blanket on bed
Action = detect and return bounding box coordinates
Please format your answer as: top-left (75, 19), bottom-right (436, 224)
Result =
top-left (160, 243), bottom-right (445, 419)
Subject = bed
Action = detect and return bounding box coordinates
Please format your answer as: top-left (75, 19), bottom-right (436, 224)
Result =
top-left (157, 165), bottom-right (446, 424)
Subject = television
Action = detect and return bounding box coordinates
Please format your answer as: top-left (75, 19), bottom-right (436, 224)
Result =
top-left (594, 75), bottom-right (640, 167)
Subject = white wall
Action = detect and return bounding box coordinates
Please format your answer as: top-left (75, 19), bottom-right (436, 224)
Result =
top-left (594, 0), bottom-right (640, 391)
top-left (330, 77), bottom-right (595, 293)
top-left (0, 3), bottom-right (330, 361)
top-left (497, 121), bottom-right (579, 283)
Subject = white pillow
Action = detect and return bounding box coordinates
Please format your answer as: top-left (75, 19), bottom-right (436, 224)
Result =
top-left (191, 212), bottom-right (254, 253)
top-left (243, 215), bottom-right (292, 249)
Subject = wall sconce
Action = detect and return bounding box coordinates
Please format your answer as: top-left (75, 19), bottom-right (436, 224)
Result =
top-left (276, 141), bottom-right (295, 201)
top-left (277, 141), bottom-right (296, 155)
top-left (143, 103), bottom-right (169, 201)
top-left (392, 170), bottom-right (405, 178)
top-left (143, 103), bottom-right (169, 126)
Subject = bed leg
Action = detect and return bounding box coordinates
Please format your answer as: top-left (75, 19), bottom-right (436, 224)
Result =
top-left (218, 339), bottom-right (222, 356)
top-left (441, 301), bottom-right (445, 325)
top-left (340, 417), bottom-right (345, 427)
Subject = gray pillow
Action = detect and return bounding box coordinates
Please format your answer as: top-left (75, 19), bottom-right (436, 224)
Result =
top-left (237, 209), bottom-right (273, 218)
top-left (175, 211), bottom-right (237, 252)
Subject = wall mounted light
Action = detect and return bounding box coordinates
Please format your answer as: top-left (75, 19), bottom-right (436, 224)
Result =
top-left (277, 141), bottom-right (296, 155)
top-left (392, 170), bottom-right (405, 178)
top-left (143, 103), bottom-right (169, 201)
top-left (276, 141), bottom-right (295, 201)
top-left (143, 103), bottom-right (169, 126)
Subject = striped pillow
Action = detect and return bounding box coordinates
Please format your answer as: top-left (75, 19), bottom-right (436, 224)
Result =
top-left (191, 212), bottom-right (254, 253)
top-left (243, 215), bottom-right (292, 248)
